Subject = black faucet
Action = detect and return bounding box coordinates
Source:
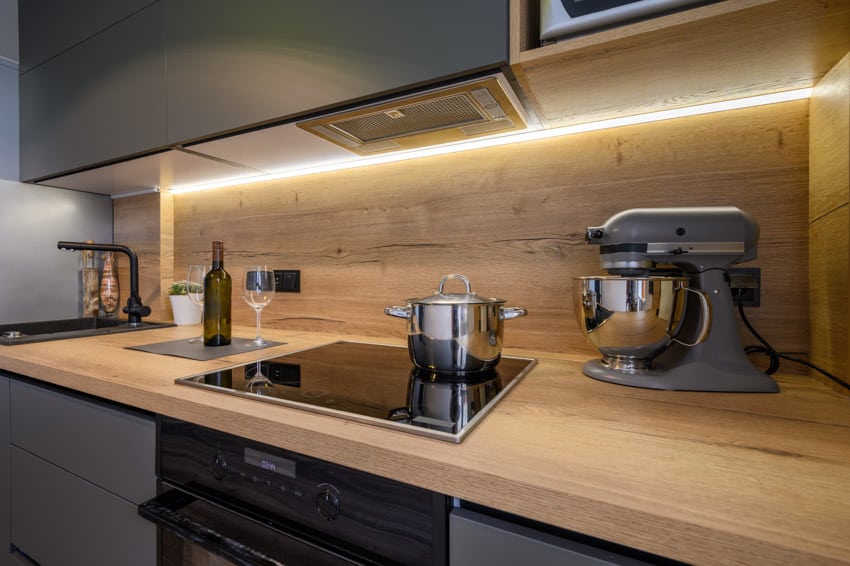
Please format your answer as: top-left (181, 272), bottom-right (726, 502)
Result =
top-left (57, 241), bottom-right (152, 326)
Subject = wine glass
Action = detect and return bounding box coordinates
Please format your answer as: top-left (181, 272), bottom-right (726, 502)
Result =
top-left (246, 361), bottom-right (274, 394)
top-left (186, 264), bottom-right (207, 344)
top-left (242, 266), bottom-right (275, 346)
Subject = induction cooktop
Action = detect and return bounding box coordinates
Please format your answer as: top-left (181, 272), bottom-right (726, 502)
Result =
top-left (175, 341), bottom-right (537, 443)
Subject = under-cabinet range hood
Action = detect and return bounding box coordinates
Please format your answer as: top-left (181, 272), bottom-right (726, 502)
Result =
top-left (296, 73), bottom-right (530, 155)
top-left (37, 72), bottom-right (532, 196)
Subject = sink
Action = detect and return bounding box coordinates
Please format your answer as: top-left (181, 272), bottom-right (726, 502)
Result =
top-left (0, 318), bottom-right (174, 345)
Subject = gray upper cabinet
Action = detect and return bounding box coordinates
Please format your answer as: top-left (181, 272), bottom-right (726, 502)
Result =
top-left (19, 1), bottom-right (166, 182)
top-left (19, 1), bottom-right (507, 182)
top-left (165, 0), bottom-right (509, 144)
top-left (18, 0), bottom-right (158, 72)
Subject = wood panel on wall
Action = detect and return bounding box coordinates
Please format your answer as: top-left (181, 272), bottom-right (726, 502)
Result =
top-left (113, 191), bottom-right (173, 321)
top-left (157, 100), bottom-right (808, 366)
top-left (110, 102), bottom-right (809, 371)
top-left (809, 53), bottom-right (850, 394)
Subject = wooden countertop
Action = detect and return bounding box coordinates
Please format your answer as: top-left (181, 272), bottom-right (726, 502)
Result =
top-left (1, 325), bottom-right (848, 565)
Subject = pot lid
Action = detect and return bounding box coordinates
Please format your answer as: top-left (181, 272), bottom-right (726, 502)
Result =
top-left (410, 274), bottom-right (505, 305)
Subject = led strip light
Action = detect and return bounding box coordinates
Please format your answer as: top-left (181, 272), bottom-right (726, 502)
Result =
top-left (169, 88), bottom-right (812, 195)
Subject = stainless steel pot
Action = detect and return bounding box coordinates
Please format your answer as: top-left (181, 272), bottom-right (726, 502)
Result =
top-left (406, 369), bottom-right (502, 433)
top-left (385, 274), bottom-right (527, 373)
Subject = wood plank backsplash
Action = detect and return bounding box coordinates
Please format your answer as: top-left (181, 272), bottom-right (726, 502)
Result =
top-left (809, 54), bottom-right (849, 392)
top-left (116, 100), bottom-right (809, 364)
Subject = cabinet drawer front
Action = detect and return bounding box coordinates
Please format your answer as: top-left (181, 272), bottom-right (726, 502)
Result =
top-left (10, 379), bottom-right (155, 504)
top-left (11, 446), bottom-right (156, 566)
top-left (450, 508), bottom-right (650, 565)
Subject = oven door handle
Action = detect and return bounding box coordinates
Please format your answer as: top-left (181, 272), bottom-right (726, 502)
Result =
top-left (138, 489), bottom-right (284, 566)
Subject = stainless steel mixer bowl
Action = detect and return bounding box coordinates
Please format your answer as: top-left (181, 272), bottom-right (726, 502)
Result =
top-left (574, 276), bottom-right (693, 371)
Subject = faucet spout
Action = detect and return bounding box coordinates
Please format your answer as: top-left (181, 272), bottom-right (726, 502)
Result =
top-left (57, 241), bottom-right (152, 325)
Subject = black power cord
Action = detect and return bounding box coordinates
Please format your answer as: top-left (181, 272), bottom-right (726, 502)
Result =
top-left (733, 289), bottom-right (850, 391)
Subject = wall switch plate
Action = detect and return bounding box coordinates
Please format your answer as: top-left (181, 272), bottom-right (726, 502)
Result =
top-left (274, 270), bottom-right (300, 293)
top-left (728, 267), bottom-right (760, 307)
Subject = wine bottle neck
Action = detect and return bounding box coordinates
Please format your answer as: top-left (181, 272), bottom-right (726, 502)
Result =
top-left (211, 241), bottom-right (224, 269)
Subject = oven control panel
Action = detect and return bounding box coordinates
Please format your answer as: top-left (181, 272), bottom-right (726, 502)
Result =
top-left (205, 446), bottom-right (341, 519)
top-left (158, 416), bottom-right (447, 566)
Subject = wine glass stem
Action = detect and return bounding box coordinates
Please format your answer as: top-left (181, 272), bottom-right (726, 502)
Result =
top-left (255, 307), bottom-right (262, 342)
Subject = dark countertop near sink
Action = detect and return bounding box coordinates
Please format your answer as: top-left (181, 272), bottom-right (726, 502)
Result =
top-left (0, 317), bottom-right (174, 345)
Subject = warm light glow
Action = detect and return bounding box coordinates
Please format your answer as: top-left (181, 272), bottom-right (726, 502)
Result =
top-left (169, 88), bottom-right (812, 195)
top-left (110, 186), bottom-right (161, 200)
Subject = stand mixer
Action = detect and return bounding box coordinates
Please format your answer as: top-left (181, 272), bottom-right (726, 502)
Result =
top-left (578, 206), bottom-right (779, 392)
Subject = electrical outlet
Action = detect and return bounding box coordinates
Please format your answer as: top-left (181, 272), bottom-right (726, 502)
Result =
top-left (273, 270), bottom-right (301, 293)
top-left (728, 267), bottom-right (760, 307)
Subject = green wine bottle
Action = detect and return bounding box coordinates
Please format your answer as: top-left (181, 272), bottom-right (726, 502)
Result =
top-left (203, 240), bottom-right (232, 346)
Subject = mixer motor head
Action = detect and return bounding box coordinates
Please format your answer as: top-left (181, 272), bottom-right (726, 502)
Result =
top-left (585, 206), bottom-right (759, 276)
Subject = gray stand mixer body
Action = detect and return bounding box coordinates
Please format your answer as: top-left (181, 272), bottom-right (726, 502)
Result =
top-left (583, 207), bottom-right (779, 393)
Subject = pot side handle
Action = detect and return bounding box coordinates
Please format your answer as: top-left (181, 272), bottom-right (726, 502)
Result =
top-left (500, 307), bottom-right (528, 321)
top-left (385, 305), bottom-right (412, 319)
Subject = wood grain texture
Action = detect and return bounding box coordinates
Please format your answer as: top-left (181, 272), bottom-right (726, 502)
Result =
top-left (809, 54), bottom-right (850, 394)
top-left (156, 102), bottom-right (809, 370)
top-left (810, 54), bottom-right (850, 222)
top-left (511, 0), bottom-right (849, 127)
top-left (114, 191), bottom-right (169, 321)
top-left (0, 327), bottom-right (847, 565)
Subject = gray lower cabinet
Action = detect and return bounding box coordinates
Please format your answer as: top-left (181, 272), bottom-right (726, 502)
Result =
top-left (0, 376), bottom-right (9, 566)
top-left (449, 507), bottom-right (653, 566)
top-left (8, 378), bottom-right (156, 566)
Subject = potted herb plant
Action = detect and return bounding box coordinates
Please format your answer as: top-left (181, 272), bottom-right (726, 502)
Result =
top-left (168, 280), bottom-right (203, 325)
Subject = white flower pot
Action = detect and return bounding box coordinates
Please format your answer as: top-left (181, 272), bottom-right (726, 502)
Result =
top-left (169, 295), bottom-right (202, 325)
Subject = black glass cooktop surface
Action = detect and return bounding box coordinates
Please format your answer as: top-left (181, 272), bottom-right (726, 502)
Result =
top-left (176, 341), bottom-right (537, 443)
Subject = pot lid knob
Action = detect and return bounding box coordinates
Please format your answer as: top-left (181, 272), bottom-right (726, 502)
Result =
top-left (438, 274), bottom-right (472, 295)
top-left (412, 274), bottom-right (505, 304)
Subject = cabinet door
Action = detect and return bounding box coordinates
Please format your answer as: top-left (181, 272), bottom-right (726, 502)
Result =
top-left (165, 0), bottom-right (508, 144)
top-left (11, 446), bottom-right (155, 566)
top-left (0, 63), bottom-right (18, 181)
top-left (0, 376), bottom-right (9, 566)
top-left (450, 508), bottom-right (651, 565)
top-left (18, 0), bottom-right (158, 72)
top-left (19, 2), bottom-right (166, 181)
top-left (10, 379), bottom-right (155, 505)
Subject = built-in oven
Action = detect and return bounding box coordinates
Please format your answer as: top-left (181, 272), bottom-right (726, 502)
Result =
top-left (139, 416), bottom-right (448, 566)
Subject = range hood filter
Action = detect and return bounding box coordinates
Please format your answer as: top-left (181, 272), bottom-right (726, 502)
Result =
top-left (297, 75), bottom-right (528, 155)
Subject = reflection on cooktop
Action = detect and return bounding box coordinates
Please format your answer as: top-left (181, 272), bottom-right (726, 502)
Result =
top-left (175, 341), bottom-right (537, 443)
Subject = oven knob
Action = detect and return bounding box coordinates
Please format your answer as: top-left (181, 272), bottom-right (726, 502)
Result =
top-left (210, 452), bottom-right (227, 480)
top-left (316, 484), bottom-right (340, 521)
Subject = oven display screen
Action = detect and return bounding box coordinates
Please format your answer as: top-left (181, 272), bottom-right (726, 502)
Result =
top-left (244, 447), bottom-right (296, 478)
